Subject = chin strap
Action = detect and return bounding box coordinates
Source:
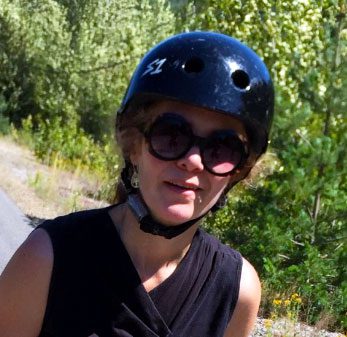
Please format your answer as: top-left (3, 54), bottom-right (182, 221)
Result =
top-left (121, 161), bottom-right (223, 240)
top-left (127, 193), bottom-right (206, 239)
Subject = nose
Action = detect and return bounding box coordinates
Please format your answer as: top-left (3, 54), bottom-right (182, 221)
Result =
top-left (176, 145), bottom-right (204, 173)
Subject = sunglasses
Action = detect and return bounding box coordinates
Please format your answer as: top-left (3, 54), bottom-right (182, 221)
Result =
top-left (141, 113), bottom-right (248, 176)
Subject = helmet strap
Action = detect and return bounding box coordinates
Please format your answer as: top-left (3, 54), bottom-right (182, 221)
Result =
top-left (121, 162), bottom-right (207, 239)
top-left (127, 193), bottom-right (205, 239)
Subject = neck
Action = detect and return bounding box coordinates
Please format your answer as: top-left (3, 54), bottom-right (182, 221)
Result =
top-left (109, 203), bottom-right (198, 288)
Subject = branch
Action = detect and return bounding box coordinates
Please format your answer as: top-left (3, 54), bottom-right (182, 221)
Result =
top-left (290, 239), bottom-right (305, 247)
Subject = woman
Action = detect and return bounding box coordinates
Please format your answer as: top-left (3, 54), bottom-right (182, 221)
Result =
top-left (0, 31), bottom-right (274, 337)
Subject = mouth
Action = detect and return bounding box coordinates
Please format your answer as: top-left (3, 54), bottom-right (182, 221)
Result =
top-left (165, 180), bottom-right (201, 191)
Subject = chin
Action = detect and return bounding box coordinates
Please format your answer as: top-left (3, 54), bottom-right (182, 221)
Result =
top-left (153, 203), bottom-right (197, 226)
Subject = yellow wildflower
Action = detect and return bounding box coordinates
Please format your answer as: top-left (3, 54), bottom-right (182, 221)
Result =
top-left (273, 299), bottom-right (282, 306)
top-left (294, 297), bottom-right (302, 304)
top-left (291, 293), bottom-right (299, 299)
top-left (264, 319), bottom-right (273, 329)
top-left (284, 299), bottom-right (291, 306)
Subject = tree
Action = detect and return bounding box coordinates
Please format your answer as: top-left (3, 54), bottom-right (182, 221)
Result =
top-left (69, 0), bottom-right (175, 138)
top-left (0, 0), bottom-right (176, 138)
top-left (181, 0), bottom-right (347, 328)
top-left (0, 0), bottom-right (72, 125)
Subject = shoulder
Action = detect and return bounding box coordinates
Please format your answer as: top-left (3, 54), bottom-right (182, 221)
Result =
top-left (238, 257), bottom-right (261, 311)
top-left (0, 228), bottom-right (54, 294)
top-left (39, 206), bottom-right (111, 232)
top-left (36, 206), bottom-right (116, 278)
top-left (0, 229), bottom-right (53, 336)
top-left (198, 229), bottom-right (243, 300)
top-left (199, 229), bottom-right (243, 282)
top-left (196, 231), bottom-right (259, 336)
top-left (38, 206), bottom-right (113, 250)
top-left (224, 257), bottom-right (261, 337)
top-left (198, 229), bottom-right (243, 285)
top-left (199, 229), bottom-right (242, 261)
top-left (1, 227), bottom-right (54, 276)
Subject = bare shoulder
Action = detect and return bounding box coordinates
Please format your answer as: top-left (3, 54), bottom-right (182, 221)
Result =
top-left (239, 257), bottom-right (261, 300)
top-left (0, 228), bottom-right (53, 337)
top-left (223, 257), bottom-right (261, 337)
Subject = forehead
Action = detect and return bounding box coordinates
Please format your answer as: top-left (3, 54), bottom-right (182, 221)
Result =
top-left (147, 100), bottom-right (247, 138)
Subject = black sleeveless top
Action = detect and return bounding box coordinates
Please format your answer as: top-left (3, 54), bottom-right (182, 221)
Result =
top-left (37, 206), bottom-right (242, 337)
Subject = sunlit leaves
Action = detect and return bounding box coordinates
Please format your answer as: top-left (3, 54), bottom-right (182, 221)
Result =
top-left (0, 0), bottom-right (175, 137)
top-left (190, 0), bottom-right (347, 328)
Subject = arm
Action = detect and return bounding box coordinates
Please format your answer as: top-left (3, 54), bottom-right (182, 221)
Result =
top-left (223, 257), bottom-right (261, 337)
top-left (0, 229), bottom-right (53, 337)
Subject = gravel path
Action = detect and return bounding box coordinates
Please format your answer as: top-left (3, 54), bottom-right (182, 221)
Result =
top-left (251, 318), bottom-right (344, 337)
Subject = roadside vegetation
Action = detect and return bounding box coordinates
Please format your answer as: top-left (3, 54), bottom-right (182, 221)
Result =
top-left (0, 0), bottom-right (345, 333)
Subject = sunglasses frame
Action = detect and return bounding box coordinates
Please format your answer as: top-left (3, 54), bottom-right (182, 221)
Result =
top-left (141, 113), bottom-right (249, 176)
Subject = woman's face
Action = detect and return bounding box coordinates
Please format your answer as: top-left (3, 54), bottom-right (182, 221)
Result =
top-left (130, 101), bottom-right (248, 226)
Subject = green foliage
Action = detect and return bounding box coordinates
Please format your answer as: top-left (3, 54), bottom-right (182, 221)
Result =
top-left (196, 0), bottom-right (347, 329)
top-left (0, 0), bottom-right (175, 195)
top-left (0, 0), bottom-right (175, 137)
top-left (63, 0), bottom-right (176, 139)
top-left (0, 94), bottom-right (10, 134)
top-left (0, 0), bottom-right (72, 125)
top-left (19, 114), bottom-right (120, 201)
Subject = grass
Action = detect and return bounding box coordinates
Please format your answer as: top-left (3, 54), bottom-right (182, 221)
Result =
top-left (1, 127), bottom-right (109, 217)
top-left (27, 152), bottom-right (109, 214)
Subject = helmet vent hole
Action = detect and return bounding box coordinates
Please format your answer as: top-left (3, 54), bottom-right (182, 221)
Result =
top-left (184, 57), bottom-right (204, 73)
top-left (232, 70), bottom-right (250, 90)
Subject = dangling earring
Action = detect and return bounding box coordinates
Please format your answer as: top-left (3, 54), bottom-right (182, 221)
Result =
top-left (130, 165), bottom-right (140, 189)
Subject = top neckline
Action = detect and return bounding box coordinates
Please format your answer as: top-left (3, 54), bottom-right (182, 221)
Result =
top-left (104, 204), bottom-right (201, 294)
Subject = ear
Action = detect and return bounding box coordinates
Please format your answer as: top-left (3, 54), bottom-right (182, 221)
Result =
top-left (129, 134), bottom-right (143, 167)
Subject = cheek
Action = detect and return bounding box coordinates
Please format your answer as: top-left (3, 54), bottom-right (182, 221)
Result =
top-left (211, 176), bottom-right (230, 194)
top-left (201, 176), bottom-right (229, 205)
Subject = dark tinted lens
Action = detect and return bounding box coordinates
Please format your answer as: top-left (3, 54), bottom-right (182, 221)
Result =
top-left (148, 115), bottom-right (192, 159)
top-left (203, 132), bottom-right (243, 174)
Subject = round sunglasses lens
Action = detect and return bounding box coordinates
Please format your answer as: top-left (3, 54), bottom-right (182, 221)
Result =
top-left (204, 135), bottom-right (242, 174)
top-left (149, 118), bottom-right (191, 159)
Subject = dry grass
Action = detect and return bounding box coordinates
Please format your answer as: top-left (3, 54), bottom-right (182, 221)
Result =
top-left (0, 135), bottom-right (108, 220)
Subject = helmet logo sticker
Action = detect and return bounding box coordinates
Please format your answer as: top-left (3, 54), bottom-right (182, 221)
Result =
top-left (142, 58), bottom-right (167, 77)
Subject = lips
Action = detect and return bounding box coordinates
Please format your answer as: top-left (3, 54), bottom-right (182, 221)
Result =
top-left (165, 180), bottom-right (201, 191)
